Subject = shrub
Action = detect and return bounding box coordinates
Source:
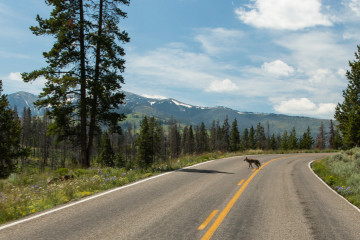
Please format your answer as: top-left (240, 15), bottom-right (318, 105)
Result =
top-left (347, 174), bottom-right (360, 194)
top-left (74, 169), bottom-right (88, 177)
top-left (55, 168), bottom-right (69, 177)
top-left (330, 161), bottom-right (356, 177)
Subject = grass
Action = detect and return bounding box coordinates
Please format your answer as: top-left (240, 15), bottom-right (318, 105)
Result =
top-left (312, 147), bottom-right (360, 209)
top-left (0, 148), bottom-right (336, 224)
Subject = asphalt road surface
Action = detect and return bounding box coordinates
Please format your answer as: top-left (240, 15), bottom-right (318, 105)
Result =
top-left (1, 153), bottom-right (360, 240)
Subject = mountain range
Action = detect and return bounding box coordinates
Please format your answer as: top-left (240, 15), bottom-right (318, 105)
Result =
top-left (7, 91), bottom-right (332, 137)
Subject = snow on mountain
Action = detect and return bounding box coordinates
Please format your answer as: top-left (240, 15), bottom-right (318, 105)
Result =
top-left (171, 99), bottom-right (193, 108)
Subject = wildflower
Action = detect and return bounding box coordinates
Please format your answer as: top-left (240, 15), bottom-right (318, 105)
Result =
top-left (0, 192), bottom-right (7, 202)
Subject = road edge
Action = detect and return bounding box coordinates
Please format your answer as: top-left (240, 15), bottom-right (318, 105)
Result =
top-left (308, 160), bottom-right (360, 214)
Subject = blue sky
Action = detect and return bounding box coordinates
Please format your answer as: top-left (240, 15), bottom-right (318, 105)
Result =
top-left (1, 0), bottom-right (360, 119)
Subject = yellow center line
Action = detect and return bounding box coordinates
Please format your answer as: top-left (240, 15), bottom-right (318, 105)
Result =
top-left (237, 179), bottom-right (244, 186)
top-left (201, 156), bottom-right (286, 240)
top-left (198, 210), bottom-right (219, 230)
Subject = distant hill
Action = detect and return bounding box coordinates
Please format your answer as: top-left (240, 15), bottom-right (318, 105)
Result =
top-left (7, 91), bottom-right (332, 137)
top-left (7, 91), bottom-right (45, 116)
top-left (119, 92), bottom-right (331, 137)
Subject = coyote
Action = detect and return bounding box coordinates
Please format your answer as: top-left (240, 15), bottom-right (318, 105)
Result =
top-left (244, 157), bottom-right (261, 169)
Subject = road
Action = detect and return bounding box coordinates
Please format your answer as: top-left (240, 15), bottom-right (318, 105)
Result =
top-left (1, 153), bottom-right (360, 240)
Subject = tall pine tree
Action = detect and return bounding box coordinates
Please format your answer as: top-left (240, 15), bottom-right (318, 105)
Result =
top-left (299, 127), bottom-right (314, 149)
top-left (329, 120), bottom-right (335, 149)
top-left (198, 122), bottom-right (209, 153)
top-left (137, 116), bottom-right (152, 167)
top-left (315, 122), bottom-right (326, 149)
top-left (0, 80), bottom-right (29, 178)
top-left (335, 45), bottom-right (360, 148)
top-left (22, 0), bottom-right (130, 167)
top-left (230, 119), bottom-right (240, 152)
top-left (288, 127), bottom-right (298, 150)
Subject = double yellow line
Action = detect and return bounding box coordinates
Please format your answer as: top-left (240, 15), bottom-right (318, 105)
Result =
top-left (199, 156), bottom-right (286, 240)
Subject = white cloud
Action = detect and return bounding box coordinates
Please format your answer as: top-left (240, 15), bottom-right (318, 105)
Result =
top-left (349, 0), bottom-right (360, 16)
top-left (337, 68), bottom-right (347, 77)
top-left (261, 60), bottom-right (294, 76)
top-left (276, 31), bottom-right (351, 73)
top-left (126, 45), bottom-right (230, 91)
top-left (308, 68), bottom-right (334, 84)
top-left (273, 98), bottom-right (336, 118)
top-left (8, 72), bottom-right (22, 81)
top-left (1, 72), bottom-right (46, 95)
top-left (235, 0), bottom-right (332, 30)
top-left (194, 28), bottom-right (244, 55)
top-left (342, 32), bottom-right (360, 40)
top-left (206, 79), bottom-right (239, 93)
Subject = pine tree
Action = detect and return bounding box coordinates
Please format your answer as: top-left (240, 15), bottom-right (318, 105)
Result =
top-left (169, 118), bottom-right (181, 159)
top-left (137, 116), bottom-right (152, 167)
top-left (209, 120), bottom-right (216, 152)
top-left (97, 132), bottom-right (115, 167)
top-left (249, 126), bottom-right (256, 149)
top-left (275, 133), bottom-right (282, 149)
top-left (329, 120), bottom-right (335, 149)
top-left (299, 127), bottom-right (314, 149)
top-left (22, 0), bottom-right (130, 167)
top-left (21, 107), bottom-right (32, 147)
top-left (230, 119), bottom-right (240, 151)
top-left (288, 127), bottom-right (298, 150)
top-left (334, 45), bottom-right (360, 148)
top-left (194, 126), bottom-right (201, 154)
top-left (269, 133), bottom-right (277, 150)
top-left (198, 122), bottom-right (209, 153)
top-left (255, 122), bottom-right (266, 149)
top-left (333, 128), bottom-right (343, 150)
top-left (315, 122), bottom-right (326, 149)
top-left (280, 130), bottom-right (288, 150)
top-left (155, 121), bottom-right (167, 162)
top-left (181, 126), bottom-right (189, 155)
top-left (187, 126), bottom-right (195, 154)
top-left (241, 128), bottom-right (249, 150)
top-left (215, 120), bottom-right (223, 151)
top-left (0, 80), bottom-right (29, 178)
top-left (221, 116), bottom-right (230, 151)
top-left (149, 117), bottom-right (162, 164)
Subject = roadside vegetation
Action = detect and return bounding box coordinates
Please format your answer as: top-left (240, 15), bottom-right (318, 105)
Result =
top-left (312, 147), bottom-right (360, 209)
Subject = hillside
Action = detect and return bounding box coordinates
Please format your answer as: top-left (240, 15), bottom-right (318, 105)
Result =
top-left (7, 91), bottom-right (332, 137)
top-left (7, 91), bottom-right (45, 116)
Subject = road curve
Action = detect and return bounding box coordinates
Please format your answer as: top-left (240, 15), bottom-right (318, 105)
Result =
top-left (1, 153), bottom-right (360, 240)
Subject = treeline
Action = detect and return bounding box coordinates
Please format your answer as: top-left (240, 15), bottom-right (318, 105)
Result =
top-left (15, 108), bottom-right (343, 171)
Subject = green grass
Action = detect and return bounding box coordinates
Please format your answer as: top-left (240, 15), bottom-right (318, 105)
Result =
top-left (0, 148), bottom-right (337, 224)
top-left (312, 147), bottom-right (360, 209)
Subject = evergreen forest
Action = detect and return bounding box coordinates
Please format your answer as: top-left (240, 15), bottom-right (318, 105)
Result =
top-left (2, 103), bottom-right (343, 178)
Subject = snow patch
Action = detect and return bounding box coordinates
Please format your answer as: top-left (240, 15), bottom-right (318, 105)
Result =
top-left (171, 100), bottom-right (192, 108)
top-left (141, 94), bottom-right (168, 100)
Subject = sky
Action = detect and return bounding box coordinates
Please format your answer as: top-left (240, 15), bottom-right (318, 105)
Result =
top-left (1, 0), bottom-right (360, 119)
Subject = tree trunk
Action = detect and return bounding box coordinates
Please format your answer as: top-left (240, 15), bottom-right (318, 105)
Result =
top-left (79, 0), bottom-right (88, 168)
top-left (87, 0), bottom-right (104, 165)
